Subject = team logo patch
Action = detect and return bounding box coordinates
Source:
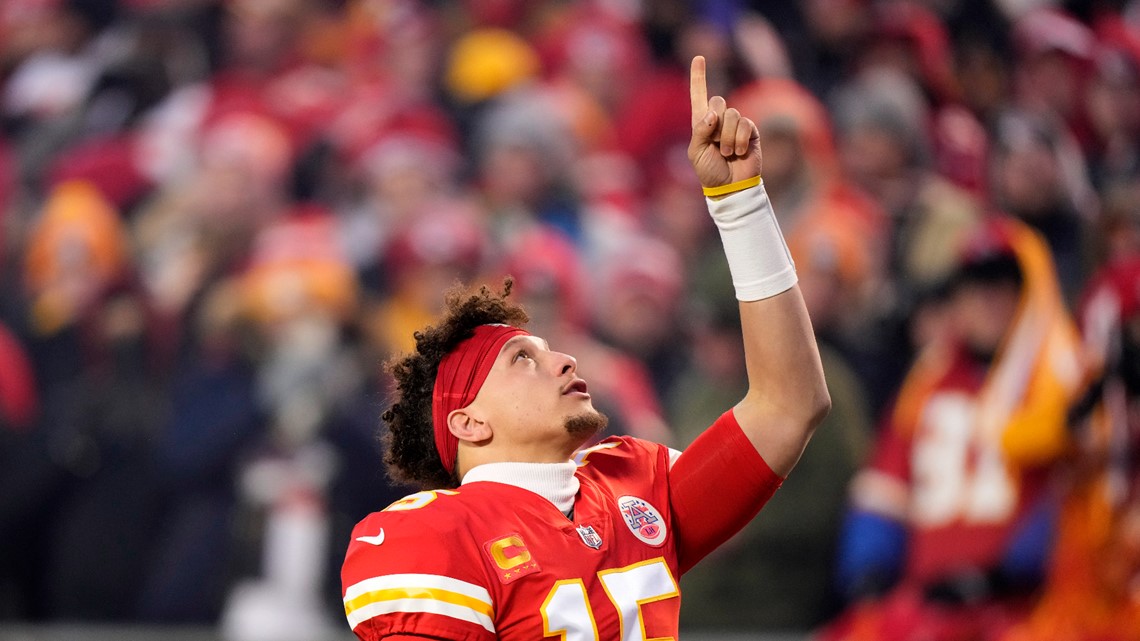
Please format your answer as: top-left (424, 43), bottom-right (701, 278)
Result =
top-left (483, 533), bottom-right (541, 584)
top-left (617, 495), bottom-right (667, 547)
top-left (576, 524), bottom-right (603, 549)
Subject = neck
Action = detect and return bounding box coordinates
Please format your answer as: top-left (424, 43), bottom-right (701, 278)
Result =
top-left (462, 460), bottom-right (579, 516)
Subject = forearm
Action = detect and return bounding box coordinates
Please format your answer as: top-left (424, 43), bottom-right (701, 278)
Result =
top-left (735, 285), bottom-right (830, 476)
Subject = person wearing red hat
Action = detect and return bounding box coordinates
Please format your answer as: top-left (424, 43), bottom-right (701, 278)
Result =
top-left (1012, 9), bottom-right (1094, 114)
top-left (339, 57), bottom-right (830, 639)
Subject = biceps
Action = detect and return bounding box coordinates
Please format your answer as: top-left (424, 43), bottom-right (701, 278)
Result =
top-left (670, 409), bottom-right (783, 574)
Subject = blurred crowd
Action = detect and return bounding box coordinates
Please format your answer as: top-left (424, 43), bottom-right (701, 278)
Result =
top-left (0, 0), bottom-right (1138, 639)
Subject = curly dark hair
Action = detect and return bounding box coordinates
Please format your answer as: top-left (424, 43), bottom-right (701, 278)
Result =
top-left (381, 279), bottom-right (529, 490)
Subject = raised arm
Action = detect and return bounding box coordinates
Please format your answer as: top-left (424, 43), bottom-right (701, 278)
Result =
top-left (666, 57), bottom-right (831, 573)
top-left (686, 55), bottom-right (830, 476)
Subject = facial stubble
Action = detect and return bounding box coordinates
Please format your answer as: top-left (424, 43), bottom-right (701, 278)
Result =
top-left (565, 409), bottom-right (609, 439)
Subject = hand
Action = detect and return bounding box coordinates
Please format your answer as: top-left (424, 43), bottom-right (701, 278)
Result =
top-left (687, 56), bottom-right (762, 189)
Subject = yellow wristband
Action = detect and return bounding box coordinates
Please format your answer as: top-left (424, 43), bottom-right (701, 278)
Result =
top-left (702, 175), bottom-right (761, 197)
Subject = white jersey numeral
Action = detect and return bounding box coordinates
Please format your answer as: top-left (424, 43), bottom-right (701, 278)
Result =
top-left (542, 580), bottom-right (598, 641)
top-left (911, 393), bottom-right (1016, 526)
top-left (540, 558), bottom-right (678, 641)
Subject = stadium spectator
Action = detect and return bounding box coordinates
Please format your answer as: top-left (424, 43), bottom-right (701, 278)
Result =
top-left (825, 217), bottom-right (1086, 641)
top-left (38, 283), bottom-right (169, 620)
top-left (363, 201), bottom-right (488, 358)
top-left (136, 280), bottom-right (263, 623)
top-left (989, 109), bottom-right (1089, 301)
top-left (831, 66), bottom-right (987, 413)
top-left (1011, 7), bottom-right (1095, 149)
top-left (1084, 17), bottom-right (1140, 195)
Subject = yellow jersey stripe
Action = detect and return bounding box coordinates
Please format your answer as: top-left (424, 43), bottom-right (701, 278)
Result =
top-left (344, 586), bottom-right (493, 619)
top-left (343, 574), bottom-right (495, 632)
top-left (343, 573), bottom-right (492, 605)
top-left (346, 597), bottom-right (496, 633)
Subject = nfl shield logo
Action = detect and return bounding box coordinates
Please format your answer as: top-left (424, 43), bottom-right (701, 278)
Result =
top-left (576, 525), bottom-right (603, 549)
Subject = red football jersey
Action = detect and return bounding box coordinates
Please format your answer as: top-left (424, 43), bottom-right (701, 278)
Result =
top-left (341, 436), bottom-right (681, 641)
top-left (856, 348), bottom-right (1052, 584)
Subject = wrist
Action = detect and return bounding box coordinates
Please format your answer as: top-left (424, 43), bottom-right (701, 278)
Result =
top-left (705, 182), bottom-right (797, 301)
top-left (703, 175), bottom-right (762, 198)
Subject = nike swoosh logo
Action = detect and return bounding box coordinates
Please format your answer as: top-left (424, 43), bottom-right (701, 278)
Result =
top-left (355, 529), bottom-right (385, 546)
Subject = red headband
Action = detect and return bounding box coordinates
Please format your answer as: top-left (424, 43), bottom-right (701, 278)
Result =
top-left (432, 324), bottom-right (530, 475)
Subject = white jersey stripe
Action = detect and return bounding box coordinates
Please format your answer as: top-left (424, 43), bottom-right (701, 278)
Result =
top-left (343, 573), bottom-right (493, 605)
top-left (347, 597), bottom-right (496, 633)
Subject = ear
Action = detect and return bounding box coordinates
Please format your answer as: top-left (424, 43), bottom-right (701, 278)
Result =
top-left (448, 408), bottom-right (492, 443)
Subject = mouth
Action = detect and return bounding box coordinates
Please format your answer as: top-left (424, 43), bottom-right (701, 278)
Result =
top-left (562, 378), bottom-right (590, 398)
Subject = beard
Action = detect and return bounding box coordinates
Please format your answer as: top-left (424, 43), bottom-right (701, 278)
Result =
top-left (564, 410), bottom-right (608, 439)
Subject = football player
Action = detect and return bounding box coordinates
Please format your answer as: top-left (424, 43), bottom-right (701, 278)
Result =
top-left (340, 57), bottom-right (831, 640)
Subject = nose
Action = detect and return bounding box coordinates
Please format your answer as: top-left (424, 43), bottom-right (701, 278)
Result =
top-left (553, 351), bottom-right (577, 376)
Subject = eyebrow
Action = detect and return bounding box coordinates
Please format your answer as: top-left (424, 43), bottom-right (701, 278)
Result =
top-left (501, 335), bottom-right (549, 357)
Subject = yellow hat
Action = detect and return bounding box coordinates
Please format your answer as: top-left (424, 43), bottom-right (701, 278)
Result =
top-left (242, 210), bottom-right (358, 326)
top-left (25, 180), bottom-right (127, 294)
top-left (24, 180), bottom-right (129, 334)
top-left (445, 28), bottom-right (539, 102)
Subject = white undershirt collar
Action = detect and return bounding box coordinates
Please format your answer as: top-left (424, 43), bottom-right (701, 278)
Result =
top-left (462, 461), bottom-right (579, 516)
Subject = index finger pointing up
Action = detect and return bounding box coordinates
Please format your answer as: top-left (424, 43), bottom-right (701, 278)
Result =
top-left (690, 55), bottom-right (709, 128)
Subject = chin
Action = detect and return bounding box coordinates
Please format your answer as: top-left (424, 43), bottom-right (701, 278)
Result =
top-left (564, 410), bottom-right (608, 440)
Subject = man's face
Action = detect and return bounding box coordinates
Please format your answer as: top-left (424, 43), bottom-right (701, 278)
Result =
top-left (950, 279), bottom-right (1022, 359)
top-left (993, 141), bottom-right (1060, 217)
top-left (757, 127), bottom-right (804, 191)
top-left (467, 334), bottom-right (606, 459)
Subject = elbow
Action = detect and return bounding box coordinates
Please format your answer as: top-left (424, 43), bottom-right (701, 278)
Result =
top-left (734, 383), bottom-right (831, 477)
top-left (783, 381), bottom-right (832, 433)
top-left (740, 380), bottom-right (831, 437)
top-left (808, 386), bottom-right (832, 430)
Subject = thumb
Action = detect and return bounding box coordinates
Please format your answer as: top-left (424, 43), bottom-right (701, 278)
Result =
top-left (690, 110), bottom-right (717, 146)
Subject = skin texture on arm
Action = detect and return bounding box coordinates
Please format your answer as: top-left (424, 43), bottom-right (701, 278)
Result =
top-left (687, 56), bottom-right (831, 476)
top-left (734, 294), bottom-right (830, 476)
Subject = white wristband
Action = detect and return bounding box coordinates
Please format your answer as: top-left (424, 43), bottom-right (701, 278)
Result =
top-left (705, 182), bottom-right (797, 301)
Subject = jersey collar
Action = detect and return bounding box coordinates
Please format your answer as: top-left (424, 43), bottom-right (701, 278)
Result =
top-left (462, 461), bottom-right (579, 516)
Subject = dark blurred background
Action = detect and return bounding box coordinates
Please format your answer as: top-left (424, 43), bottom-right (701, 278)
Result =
top-left (0, 0), bottom-right (1138, 640)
